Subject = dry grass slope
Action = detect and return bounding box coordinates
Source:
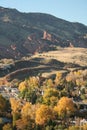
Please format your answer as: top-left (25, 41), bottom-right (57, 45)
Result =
top-left (34, 48), bottom-right (87, 66)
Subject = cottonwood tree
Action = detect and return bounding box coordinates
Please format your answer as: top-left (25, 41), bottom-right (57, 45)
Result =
top-left (54, 97), bottom-right (76, 125)
top-left (55, 72), bottom-right (63, 85)
top-left (35, 104), bottom-right (55, 126)
top-left (42, 88), bottom-right (59, 106)
top-left (21, 102), bottom-right (36, 120)
top-left (16, 118), bottom-right (35, 130)
top-left (18, 81), bottom-right (27, 92)
top-left (10, 98), bottom-right (22, 126)
top-left (2, 123), bottom-right (12, 130)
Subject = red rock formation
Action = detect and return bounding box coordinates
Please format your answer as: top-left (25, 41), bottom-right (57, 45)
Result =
top-left (69, 42), bottom-right (74, 47)
top-left (43, 31), bottom-right (52, 41)
top-left (11, 44), bottom-right (16, 50)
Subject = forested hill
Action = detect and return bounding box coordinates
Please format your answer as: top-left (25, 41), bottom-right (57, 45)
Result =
top-left (0, 6), bottom-right (87, 59)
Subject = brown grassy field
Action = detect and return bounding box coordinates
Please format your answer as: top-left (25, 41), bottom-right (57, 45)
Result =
top-left (0, 47), bottom-right (87, 83)
top-left (33, 47), bottom-right (87, 66)
top-left (30, 47), bottom-right (87, 77)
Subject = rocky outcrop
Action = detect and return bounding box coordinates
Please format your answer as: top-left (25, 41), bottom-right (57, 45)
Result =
top-left (43, 31), bottom-right (52, 41)
top-left (0, 6), bottom-right (87, 59)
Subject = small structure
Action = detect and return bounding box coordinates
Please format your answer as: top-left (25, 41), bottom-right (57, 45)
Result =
top-left (80, 118), bottom-right (87, 126)
top-left (4, 86), bottom-right (11, 92)
top-left (11, 88), bottom-right (19, 93)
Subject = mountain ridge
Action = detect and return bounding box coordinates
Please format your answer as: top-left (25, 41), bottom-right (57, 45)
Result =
top-left (0, 6), bottom-right (87, 59)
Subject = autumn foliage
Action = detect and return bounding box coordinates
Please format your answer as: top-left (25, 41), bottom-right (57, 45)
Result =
top-left (54, 97), bottom-right (75, 118)
top-left (35, 105), bottom-right (55, 125)
top-left (1, 69), bottom-right (87, 129)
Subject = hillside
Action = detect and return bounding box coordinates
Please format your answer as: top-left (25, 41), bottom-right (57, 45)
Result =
top-left (0, 6), bottom-right (87, 59)
top-left (0, 48), bottom-right (87, 82)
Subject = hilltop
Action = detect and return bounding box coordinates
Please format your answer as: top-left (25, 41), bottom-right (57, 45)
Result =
top-left (0, 6), bottom-right (87, 59)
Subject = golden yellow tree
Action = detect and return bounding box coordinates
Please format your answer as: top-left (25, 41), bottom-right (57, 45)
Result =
top-left (43, 88), bottom-right (59, 106)
top-left (16, 118), bottom-right (35, 130)
top-left (16, 118), bottom-right (29, 130)
top-left (18, 81), bottom-right (27, 92)
top-left (35, 105), bottom-right (55, 125)
top-left (44, 79), bottom-right (54, 88)
top-left (27, 76), bottom-right (40, 89)
top-left (10, 98), bottom-right (22, 113)
top-left (55, 72), bottom-right (64, 86)
top-left (21, 102), bottom-right (35, 120)
top-left (10, 98), bottom-right (22, 126)
top-left (2, 123), bottom-right (12, 130)
top-left (20, 102), bottom-right (40, 130)
top-left (54, 97), bottom-right (75, 118)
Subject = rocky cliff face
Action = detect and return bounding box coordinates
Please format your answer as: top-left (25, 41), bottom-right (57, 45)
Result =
top-left (43, 31), bottom-right (52, 41)
top-left (0, 6), bottom-right (87, 59)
